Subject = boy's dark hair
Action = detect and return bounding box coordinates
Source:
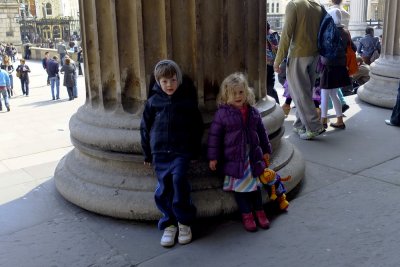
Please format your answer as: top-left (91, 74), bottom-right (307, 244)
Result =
top-left (45, 51), bottom-right (49, 55)
top-left (154, 59), bottom-right (182, 85)
top-left (366, 27), bottom-right (374, 35)
top-left (331, 0), bottom-right (342, 4)
top-left (53, 55), bottom-right (58, 60)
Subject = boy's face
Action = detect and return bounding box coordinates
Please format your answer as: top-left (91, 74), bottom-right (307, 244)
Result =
top-left (229, 86), bottom-right (246, 109)
top-left (159, 74), bottom-right (178, 95)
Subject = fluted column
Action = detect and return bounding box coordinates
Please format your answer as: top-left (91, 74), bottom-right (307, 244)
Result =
top-left (349, 0), bottom-right (368, 37)
top-left (54, 0), bottom-right (305, 220)
top-left (358, 0), bottom-right (400, 108)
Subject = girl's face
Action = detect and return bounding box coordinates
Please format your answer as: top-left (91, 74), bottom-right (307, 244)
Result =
top-left (159, 74), bottom-right (178, 95)
top-left (229, 86), bottom-right (246, 109)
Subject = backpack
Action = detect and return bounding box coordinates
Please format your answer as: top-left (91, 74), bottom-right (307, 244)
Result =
top-left (266, 31), bottom-right (280, 65)
top-left (318, 7), bottom-right (344, 60)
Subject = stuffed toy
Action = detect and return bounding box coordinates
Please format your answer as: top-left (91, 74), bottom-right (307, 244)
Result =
top-left (259, 168), bottom-right (291, 211)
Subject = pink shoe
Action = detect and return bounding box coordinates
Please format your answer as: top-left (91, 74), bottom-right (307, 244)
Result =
top-left (255, 210), bottom-right (270, 229)
top-left (242, 213), bottom-right (257, 232)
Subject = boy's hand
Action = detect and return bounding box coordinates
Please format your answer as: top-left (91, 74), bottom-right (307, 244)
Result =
top-left (209, 160), bottom-right (217, 171)
top-left (143, 161), bottom-right (151, 166)
top-left (263, 154), bottom-right (270, 167)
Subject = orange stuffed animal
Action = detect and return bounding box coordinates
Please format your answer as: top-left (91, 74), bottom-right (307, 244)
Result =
top-left (259, 168), bottom-right (291, 211)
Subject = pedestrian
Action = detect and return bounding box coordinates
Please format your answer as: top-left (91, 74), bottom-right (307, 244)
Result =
top-left (60, 57), bottom-right (76, 101)
top-left (1, 55), bottom-right (14, 97)
top-left (329, 0), bottom-right (351, 111)
top-left (47, 56), bottom-right (60, 100)
top-left (266, 21), bottom-right (280, 104)
top-left (57, 42), bottom-right (68, 67)
top-left (319, 8), bottom-right (354, 130)
top-left (42, 51), bottom-right (50, 85)
top-left (16, 59), bottom-right (31, 96)
top-left (77, 47), bottom-right (83, 76)
top-left (208, 72), bottom-right (272, 232)
top-left (64, 55), bottom-right (78, 98)
top-left (0, 68), bottom-right (11, 112)
top-left (357, 27), bottom-right (381, 65)
top-left (140, 59), bottom-right (204, 247)
top-left (273, 0), bottom-right (325, 140)
top-left (385, 81), bottom-right (400, 127)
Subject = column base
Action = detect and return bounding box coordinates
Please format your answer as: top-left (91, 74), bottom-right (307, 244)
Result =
top-left (357, 56), bottom-right (400, 108)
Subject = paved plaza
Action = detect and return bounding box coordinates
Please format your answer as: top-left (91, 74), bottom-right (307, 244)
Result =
top-left (1, 59), bottom-right (400, 267)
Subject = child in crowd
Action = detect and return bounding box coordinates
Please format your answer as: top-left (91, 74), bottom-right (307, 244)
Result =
top-left (208, 72), bottom-right (272, 232)
top-left (140, 59), bottom-right (203, 247)
top-left (0, 55), bottom-right (14, 97)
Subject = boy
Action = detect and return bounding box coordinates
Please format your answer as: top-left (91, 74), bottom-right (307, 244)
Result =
top-left (140, 59), bottom-right (203, 247)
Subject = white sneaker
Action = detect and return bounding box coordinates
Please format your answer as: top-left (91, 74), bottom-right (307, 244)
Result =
top-left (160, 225), bottom-right (177, 247)
top-left (178, 223), bottom-right (192, 245)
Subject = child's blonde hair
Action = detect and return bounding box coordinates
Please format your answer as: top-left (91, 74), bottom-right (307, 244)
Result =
top-left (217, 72), bottom-right (255, 106)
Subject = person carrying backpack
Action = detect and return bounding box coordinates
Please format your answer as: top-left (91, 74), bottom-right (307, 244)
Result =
top-left (273, 0), bottom-right (325, 140)
top-left (319, 8), bottom-right (355, 130)
top-left (266, 22), bottom-right (280, 104)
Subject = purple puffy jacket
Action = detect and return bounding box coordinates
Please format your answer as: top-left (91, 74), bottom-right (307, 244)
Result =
top-left (207, 104), bottom-right (272, 178)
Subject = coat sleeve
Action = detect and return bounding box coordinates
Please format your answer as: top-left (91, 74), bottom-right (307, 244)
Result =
top-left (140, 101), bottom-right (154, 163)
top-left (207, 109), bottom-right (224, 161)
top-left (256, 114), bottom-right (272, 155)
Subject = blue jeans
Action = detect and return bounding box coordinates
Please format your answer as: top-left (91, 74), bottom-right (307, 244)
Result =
top-left (390, 82), bottom-right (400, 125)
top-left (49, 76), bottom-right (60, 99)
top-left (153, 154), bottom-right (196, 230)
top-left (0, 89), bottom-right (9, 109)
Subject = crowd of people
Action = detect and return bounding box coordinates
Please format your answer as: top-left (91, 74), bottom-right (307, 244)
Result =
top-left (0, 43), bottom-right (83, 112)
top-left (266, 0), bottom-right (386, 139)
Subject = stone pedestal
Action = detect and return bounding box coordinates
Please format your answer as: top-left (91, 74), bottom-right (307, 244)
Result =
top-left (358, 0), bottom-right (400, 108)
top-left (54, 0), bottom-right (305, 220)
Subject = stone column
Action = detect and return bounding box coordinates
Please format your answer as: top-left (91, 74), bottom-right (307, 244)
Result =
top-left (54, 0), bottom-right (305, 220)
top-left (349, 0), bottom-right (368, 37)
top-left (358, 0), bottom-right (400, 108)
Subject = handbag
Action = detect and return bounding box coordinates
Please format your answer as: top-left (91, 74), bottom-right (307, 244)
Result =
top-left (346, 35), bottom-right (358, 76)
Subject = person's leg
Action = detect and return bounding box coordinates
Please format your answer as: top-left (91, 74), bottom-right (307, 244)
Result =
top-left (170, 156), bottom-right (196, 226)
top-left (154, 158), bottom-right (177, 230)
top-left (25, 79), bottom-right (29, 96)
top-left (329, 89), bottom-right (345, 128)
top-left (267, 65), bottom-right (280, 104)
top-left (50, 77), bottom-right (56, 100)
top-left (67, 87), bottom-right (74, 100)
top-left (73, 76), bottom-right (78, 98)
top-left (249, 189), bottom-right (270, 229)
top-left (20, 79), bottom-right (25, 95)
top-left (9, 75), bottom-right (13, 96)
top-left (56, 77), bottom-right (60, 99)
top-left (320, 89), bottom-right (329, 128)
top-left (389, 83), bottom-right (400, 125)
top-left (286, 56), bottom-right (322, 132)
top-left (235, 192), bottom-right (257, 231)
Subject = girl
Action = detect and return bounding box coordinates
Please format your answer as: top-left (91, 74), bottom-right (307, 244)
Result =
top-left (208, 72), bottom-right (272, 232)
top-left (320, 9), bottom-right (355, 129)
top-left (0, 55), bottom-right (14, 97)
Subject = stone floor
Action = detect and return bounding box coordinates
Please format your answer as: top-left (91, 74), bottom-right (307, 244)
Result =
top-left (1, 59), bottom-right (400, 267)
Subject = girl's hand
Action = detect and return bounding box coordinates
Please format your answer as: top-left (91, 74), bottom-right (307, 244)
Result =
top-left (209, 160), bottom-right (218, 171)
top-left (263, 154), bottom-right (270, 167)
top-left (143, 161), bottom-right (151, 166)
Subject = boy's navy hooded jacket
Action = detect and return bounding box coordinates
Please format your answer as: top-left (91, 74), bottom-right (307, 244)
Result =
top-left (140, 77), bottom-right (204, 163)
